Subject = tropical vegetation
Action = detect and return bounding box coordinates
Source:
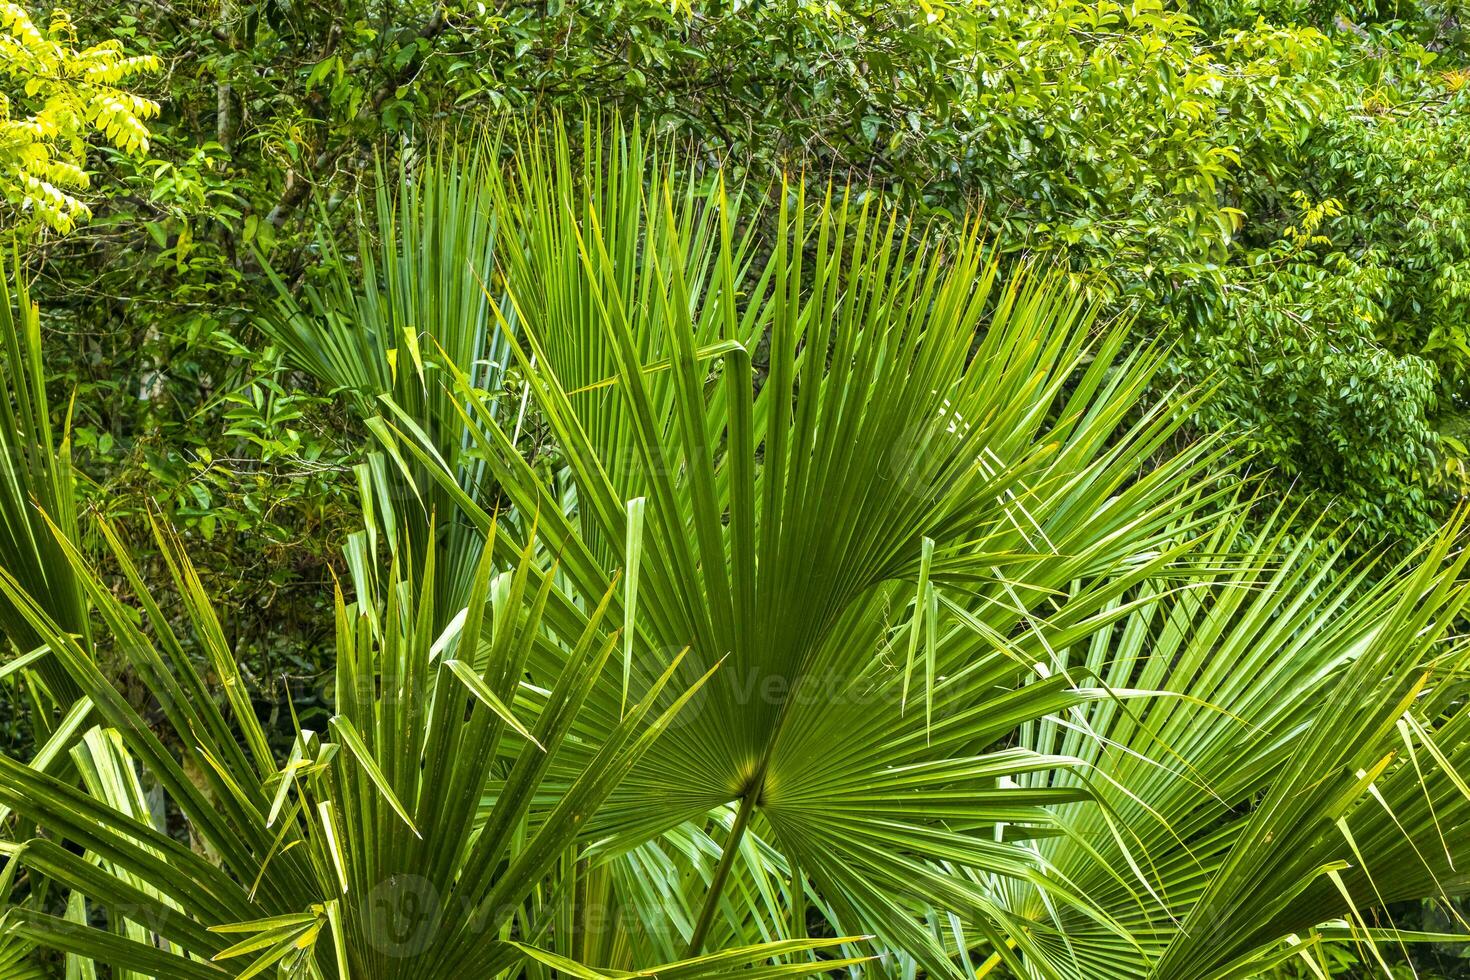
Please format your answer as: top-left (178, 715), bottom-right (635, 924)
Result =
top-left (1, 0), bottom-right (1470, 977)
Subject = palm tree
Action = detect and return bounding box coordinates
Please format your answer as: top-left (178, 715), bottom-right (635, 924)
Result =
top-left (0, 265), bottom-right (88, 711)
top-left (985, 506), bottom-right (1470, 978)
top-left (0, 506), bottom-right (868, 977)
top-left (2, 118), bottom-right (1468, 978)
top-left (387, 122), bottom-right (1239, 975)
top-left (371, 121), bottom-right (1470, 975)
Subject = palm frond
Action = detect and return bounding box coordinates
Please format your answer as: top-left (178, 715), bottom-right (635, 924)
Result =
top-left (259, 141), bottom-right (512, 621)
top-left (383, 119), bottom-right (1246, 976)
top-left (983, 503), bottom-right (1470, 979)
top-left (0, 515), bottom-right (714, 977)
top-left (0, 263), bottom-right (88, 709)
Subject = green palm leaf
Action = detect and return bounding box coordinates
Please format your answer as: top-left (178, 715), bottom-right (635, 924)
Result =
top-left (0, 263), bottom-right (88, 710)
top-left (259, 141), bottom-right (513, 623)
top-left (0, 516), bottom-right (716, 977)
top-left (383, 119), bottom-right (1242, 976)
top-left (984, 504), bottom-right (1470, 978)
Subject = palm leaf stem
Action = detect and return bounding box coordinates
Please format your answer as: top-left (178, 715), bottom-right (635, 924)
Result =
top-left (687, 790), bottom-right (759, 955)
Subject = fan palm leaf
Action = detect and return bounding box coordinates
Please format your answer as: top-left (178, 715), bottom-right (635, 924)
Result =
top-left (0, 263), bottom-right (88, 711)
top-left (379, 119), bottom-right (1245, 976)
top-left (979, 503), bottom-right (1470, 978)
top-left (259, 143), bottom-right (512, 621)
top-left (0, 514), bottom-right (755, 977)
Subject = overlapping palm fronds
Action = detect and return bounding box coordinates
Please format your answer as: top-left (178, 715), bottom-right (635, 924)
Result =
top-left (383, 121), bottom-right (1470, 977)
top-left (959, 502), bottom-right (1470, 978)
top-left (5, 116), bottom-right (1470, 980)
top-left (0, 511), bottom-right (851, 977)
top-left (259, 143), bottom-right (513, 620)
top-left (0, 262), bottom-right (88, 711)
top-left (378, 120), bottom-right (1254, 975)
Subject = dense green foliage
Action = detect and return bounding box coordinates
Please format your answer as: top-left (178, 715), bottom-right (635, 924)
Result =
top-left (6, 123), bottom-right (1470, 979)
top-left (8, 0), bottom-right (1462, 577)
top-left (0, 0), bottom-right (1438, 605)
top-left (2, 0), bottom-right (1470, 975)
